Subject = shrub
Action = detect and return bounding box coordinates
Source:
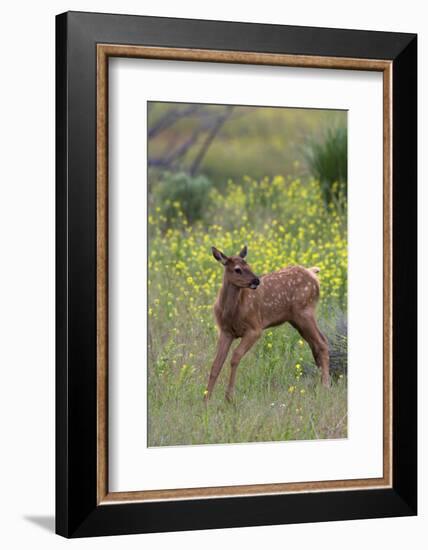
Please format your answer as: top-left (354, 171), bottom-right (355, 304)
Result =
top-left (326, 311), bottom-right (348, 379)
top-left (158, 172), bottom-right (213, 224)
top-left (304, 126), bottom-right (347, 206)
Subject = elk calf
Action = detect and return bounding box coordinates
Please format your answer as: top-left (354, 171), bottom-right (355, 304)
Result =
top-left (204, 245), bottom-right (329, 402)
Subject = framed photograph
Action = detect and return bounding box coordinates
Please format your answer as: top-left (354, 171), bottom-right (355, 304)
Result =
top-left (56, 11), bottom-right (417, 538)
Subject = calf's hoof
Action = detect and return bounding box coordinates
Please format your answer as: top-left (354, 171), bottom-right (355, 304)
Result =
top-left (225, 392), bottom-right (235, 404)
top-left (322, 377), bottom-right (330, 388)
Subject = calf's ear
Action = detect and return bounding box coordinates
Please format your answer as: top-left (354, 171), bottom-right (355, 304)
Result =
top-left (212, 246), bottom-right (228, 265)
top-left (239, 245), bottom-right (248, 259)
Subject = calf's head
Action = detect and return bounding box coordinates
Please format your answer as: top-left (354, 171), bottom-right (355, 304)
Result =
top-left (211, 245), bottom-right (260, 289)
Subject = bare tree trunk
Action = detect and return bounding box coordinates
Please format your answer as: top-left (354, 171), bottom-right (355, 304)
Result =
top-left (189, 106), bottom-right (234, 176)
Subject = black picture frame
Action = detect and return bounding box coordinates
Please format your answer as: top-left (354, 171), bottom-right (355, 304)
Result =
top-left (56, 11), bottom-right (417, 538)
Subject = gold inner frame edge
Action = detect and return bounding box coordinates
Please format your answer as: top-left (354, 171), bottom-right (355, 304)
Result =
top-left (96, 44), bottom-right (393, 505)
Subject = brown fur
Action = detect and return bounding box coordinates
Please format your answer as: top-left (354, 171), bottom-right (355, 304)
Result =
top-left (205, 247), bottom-right (330, 402)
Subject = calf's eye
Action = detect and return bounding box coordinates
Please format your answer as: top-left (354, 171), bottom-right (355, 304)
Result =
top-left (234, 267), bottom-right (242, 274)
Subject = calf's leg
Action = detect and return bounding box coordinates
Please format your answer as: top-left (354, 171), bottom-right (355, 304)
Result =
top-left (291, 311), bottom-right (330, 387)
top-left (204, 331), bottom-right (233, 402)
top-left (226, 329), bottom-right (261, 402)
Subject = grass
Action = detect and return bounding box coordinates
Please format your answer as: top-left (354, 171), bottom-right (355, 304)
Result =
top-left (147, 173), bottom-right (348, 446)
top-left (148, 320), bottom-right (348, 446)
top-left (149, 381), bottom-right (347, 447)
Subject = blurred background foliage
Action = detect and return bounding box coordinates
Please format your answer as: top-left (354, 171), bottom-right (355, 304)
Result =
top-left (148, 102), bottom-right (347, 201)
